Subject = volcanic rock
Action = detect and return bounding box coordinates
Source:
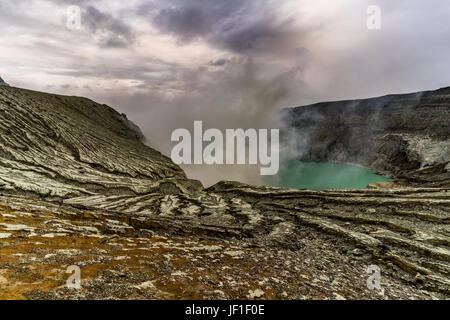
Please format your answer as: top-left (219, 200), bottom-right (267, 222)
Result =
top-left (0, 77), bottom-right (9, 86)
top-left (0, 85), bottom-right (448, 299)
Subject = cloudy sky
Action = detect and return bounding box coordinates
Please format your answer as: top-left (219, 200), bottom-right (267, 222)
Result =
top-left (1, 0), bottom-right (450, 185)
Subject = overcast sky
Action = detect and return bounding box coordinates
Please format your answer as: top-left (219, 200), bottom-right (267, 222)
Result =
top-left (1, 0), bottom-right (450, 185)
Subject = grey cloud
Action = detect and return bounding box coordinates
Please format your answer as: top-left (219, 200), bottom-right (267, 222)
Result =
top-left (208, 59), bottom-right (229, 66)
top-left (151, 0), bottom-right (245, 39)
top-left (216, 19), bottom-right (295, 53)
top-left (154, 5), bottom-right (210, 41)
top-left (83, 6), bottom-right (136, 48)
top-left (150, 0), bottom-right (298, 54)
top-left (45, 57), bottom-right (180, 84)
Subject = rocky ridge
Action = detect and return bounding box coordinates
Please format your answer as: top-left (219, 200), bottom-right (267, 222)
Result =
top-left (0, 85), bottom-right (449, 299)
top-left (0, 77), bottom-right (9, 87)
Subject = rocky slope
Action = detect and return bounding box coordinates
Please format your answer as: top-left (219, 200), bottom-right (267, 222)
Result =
top-left (282, 87), bottom-right (450, 186)
top-left (0, 85), bottom-right (449, 299)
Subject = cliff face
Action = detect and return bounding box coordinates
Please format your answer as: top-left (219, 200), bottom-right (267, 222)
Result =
top-left (0, 85), bottom-right (449, 300)
top-left (282, 87), bottom-right (450, 186)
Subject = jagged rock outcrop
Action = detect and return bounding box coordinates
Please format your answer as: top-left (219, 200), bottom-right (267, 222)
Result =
top-left (282, 87), bottom-right (450, 186)
top-left (0, 77), bottom-right (9, 87)
top-left (0, 85), bottom-right (449, 299)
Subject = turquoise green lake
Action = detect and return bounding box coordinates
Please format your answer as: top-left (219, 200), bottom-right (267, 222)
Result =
top-left (265, 160), bottom-right (393, 190)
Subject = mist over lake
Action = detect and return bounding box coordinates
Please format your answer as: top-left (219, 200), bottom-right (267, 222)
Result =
top-left (265, 159), bottom-right (393, 190)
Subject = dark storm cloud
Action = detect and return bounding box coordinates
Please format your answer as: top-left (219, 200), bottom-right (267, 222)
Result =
top-left (83, 6), bottom-right (136, 48)
top-left (154, 5), bottom-right (211, 41)
top-left (150, 0), bottom-right (297, 54)
top-left (151, 0), bottom-right (245, 40)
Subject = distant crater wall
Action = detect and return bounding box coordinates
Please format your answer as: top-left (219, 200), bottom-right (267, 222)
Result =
top-left (282, 87), bottom-right (450, 186)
